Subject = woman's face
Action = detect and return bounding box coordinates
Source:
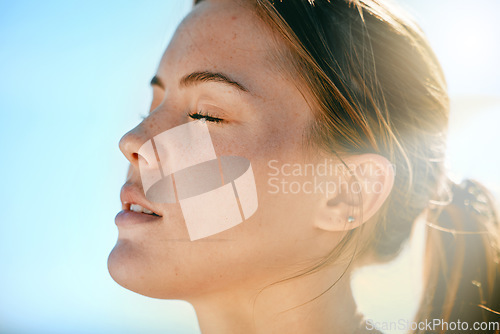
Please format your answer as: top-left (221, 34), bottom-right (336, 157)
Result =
top-left (108, 0), bottom-right (340, 299)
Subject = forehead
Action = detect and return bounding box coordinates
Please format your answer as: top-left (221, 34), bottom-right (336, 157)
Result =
top-left (157, 0), bottom-right (278, 92)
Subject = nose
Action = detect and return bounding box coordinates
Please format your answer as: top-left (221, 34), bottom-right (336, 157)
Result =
top-left (119, 106), bottom-right (187, 171)
top-left (119, 123), bottom-right (154, 170)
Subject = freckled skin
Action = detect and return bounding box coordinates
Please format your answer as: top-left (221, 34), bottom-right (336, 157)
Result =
top-left (109, 0), bottom-right (342, 314)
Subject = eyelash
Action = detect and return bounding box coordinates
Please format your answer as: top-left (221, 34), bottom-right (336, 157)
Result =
top-left (140, 111), bottom-right (225, 124)
top-left (188, 111), bottom-right (225, 123)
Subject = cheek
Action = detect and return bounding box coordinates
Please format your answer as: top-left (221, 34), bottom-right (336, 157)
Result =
top-left (205, 111), bottom-right (322, 250)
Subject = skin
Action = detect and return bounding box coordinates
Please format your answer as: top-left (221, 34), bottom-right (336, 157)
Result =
top-left (108, 0), bottom-right (394, 333)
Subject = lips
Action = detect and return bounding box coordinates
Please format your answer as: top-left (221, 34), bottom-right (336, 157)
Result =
top-left (116, 184), bottom-right (163, 226)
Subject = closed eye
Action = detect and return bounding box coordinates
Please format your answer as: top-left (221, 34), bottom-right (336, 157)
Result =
top-left (188, 112), bottom-right (224, 123)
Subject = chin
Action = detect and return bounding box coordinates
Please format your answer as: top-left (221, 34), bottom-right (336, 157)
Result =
top-left (107, 239), bottom-right (187, 299)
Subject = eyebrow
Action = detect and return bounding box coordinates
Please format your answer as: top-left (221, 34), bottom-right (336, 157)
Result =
top-left (150, 75), bottom-right (165, 89)
top-left (150, 71), bottom-right (250, 93)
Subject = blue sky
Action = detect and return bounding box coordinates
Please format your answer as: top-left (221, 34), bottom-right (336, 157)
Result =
top-left (0, 1), bottom-right (499, 333)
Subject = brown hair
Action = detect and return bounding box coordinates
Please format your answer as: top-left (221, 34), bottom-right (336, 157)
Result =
top-left (196, 0), bottom-right (500, 331)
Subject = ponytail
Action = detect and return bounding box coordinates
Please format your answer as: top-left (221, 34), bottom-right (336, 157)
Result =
top-left (416, 179), bottom-right (500, 333)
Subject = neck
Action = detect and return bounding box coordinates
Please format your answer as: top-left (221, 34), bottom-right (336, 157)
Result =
top-left (189, 266), bottom-right (368, 334)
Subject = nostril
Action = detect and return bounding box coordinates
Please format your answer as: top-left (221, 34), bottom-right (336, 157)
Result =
top-left (132, 153), bottom-right (139, 161)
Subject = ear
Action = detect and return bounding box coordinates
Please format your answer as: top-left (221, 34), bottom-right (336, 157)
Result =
top-left (314, 154), bottom-right (394, 232)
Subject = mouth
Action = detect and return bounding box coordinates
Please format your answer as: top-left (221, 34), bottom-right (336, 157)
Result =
top-left (116, 200), bottom-right (163, 227)
top-left (127, 203), bottom-right (162, 217)
top-left (119, 184), bottom-right (164, 219)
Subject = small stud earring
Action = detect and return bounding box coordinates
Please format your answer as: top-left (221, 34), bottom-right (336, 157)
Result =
top-left (347, 216), bottom-right (355, 223)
